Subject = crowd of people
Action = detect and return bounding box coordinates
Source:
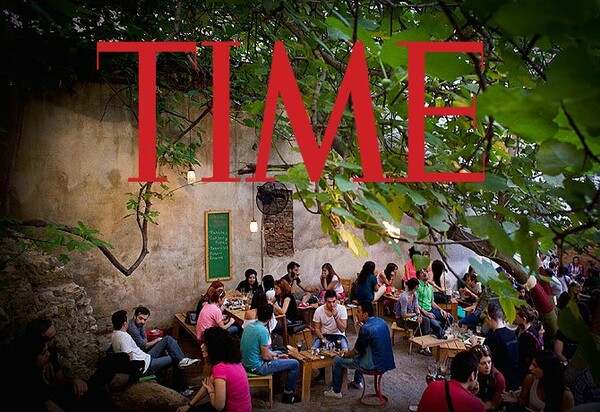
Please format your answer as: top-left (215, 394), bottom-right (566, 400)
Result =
top-left (13, 250), bottom-right (599, 411)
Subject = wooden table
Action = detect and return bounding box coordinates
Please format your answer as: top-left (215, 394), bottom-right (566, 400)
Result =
top-left (438, 297), bottom-right (458, 320)
top-left (287, 349), bottom-right (347, 404)
top-left (408, 335), bottom-right (460, 355)
top-left (436, 335), bottom-right (485, 361)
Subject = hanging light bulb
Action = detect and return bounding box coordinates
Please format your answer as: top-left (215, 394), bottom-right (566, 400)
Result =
top-left (250, 219), bottom-right (258, 233)
top-left (186, 99), bottom-right (196, 185)
top-left (187, 169), bottom-right (196, 184)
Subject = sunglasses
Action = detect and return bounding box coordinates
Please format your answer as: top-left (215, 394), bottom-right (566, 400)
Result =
top-left (471, 344), bottom-right (490, 355)
top-left (219, 291), bottom-right (226, 299)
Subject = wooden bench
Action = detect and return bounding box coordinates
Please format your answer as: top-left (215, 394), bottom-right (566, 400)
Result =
top-left (390, 323), bottom-right (414, 352)
top-left (247, 373), bottom-right (273, 409)
top-left (172, 313), bottom-right (198, 344)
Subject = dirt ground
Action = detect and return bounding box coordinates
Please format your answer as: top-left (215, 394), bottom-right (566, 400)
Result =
top-left (181, 317), bottom-right (432, 412)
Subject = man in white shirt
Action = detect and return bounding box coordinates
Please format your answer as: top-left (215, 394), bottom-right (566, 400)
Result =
top-left (111, 310), bottom-right (196, 396)
top-left (312, 290), bottom-right (349, 350)
top-left (311, 290), bottom-right (349, 383)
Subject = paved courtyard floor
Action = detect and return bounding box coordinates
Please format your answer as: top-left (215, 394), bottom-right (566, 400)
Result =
top-left (182, 317), bottom-right (431, 411)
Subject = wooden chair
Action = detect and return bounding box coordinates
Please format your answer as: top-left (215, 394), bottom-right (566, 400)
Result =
top-left (287, 328), bottom-right (313, 349)
top-left (247, 373), bottom-right (273, 408)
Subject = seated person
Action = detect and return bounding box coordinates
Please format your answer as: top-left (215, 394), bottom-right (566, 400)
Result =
top-left (240, 305), bottom-right (301, 404)
top-left (111, 310), bottom-right (196, 396)
top-left (262, 274), bottom-right (276, 301)
top-left (242, 290), bottom-right (277, 333)
top-left (394, 278), bottom-right (432, 355)
top-left (319, 263), bottom-right (345, 302)
top-left (196, 289), bottom-right (238, 340)
top-left (312, 290), bottom-right (349, 350)
top-left (194, 281), bottom-right (224, 320)
top-left (354, 261), bottom-right (385, 303)
top-left (236, 268), bottom-right (263, 295)
top-left (417, 269), bottom-right (454, 338)
top-left (460, 272), bottom-right (482, 305)
top-left (458, 286), bottom-right (492, 331)
top-left (417, 351), bottom-right (485, 411)
top-left (127, 305), bottom-right (198, 395)
top-left (323, 301), bottom-right (395, 398)
top-left (281, 261), bottom-right (318, 304)
top-left (21, 318), bottom-right (121, 411)
top-left (271, 279), bottom-right (298, 335)
top-left (470, 344), bottom-right (506, 411)
top-left (177, 327), bottom-right (251, 412)
top-left (501, 350), bottom-right (574, 412)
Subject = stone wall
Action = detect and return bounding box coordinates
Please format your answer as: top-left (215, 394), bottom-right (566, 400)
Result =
top-left (0, 239), bottom-right (103, 378)
top-left (3, 83), bottom-right (479, 333)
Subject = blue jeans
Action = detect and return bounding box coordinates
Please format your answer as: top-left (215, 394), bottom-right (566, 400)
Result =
top-left (146, 335), bottom-right (188, 390)
top-left (312, 335), bottom-right (349, 350)
top-left (255, 359), bottom-right (300, 393)
top-left (331, 348), bottom-right (375, 393)
top-left (458, 312), bottom-right (482, 331)
top-left (431, 308), bottom-right (454, 329)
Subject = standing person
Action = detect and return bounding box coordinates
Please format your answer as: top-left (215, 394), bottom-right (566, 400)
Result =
top-left (417, 269), bottom-right (454, 338)
top-left (236, 268), bottom-right (263, 294)
top-left (176, 327), bottom-right (251, 412)
top-left (324, 301), bottom-right (395, 398)
top-left (196, 289), bottom-right (238, 341)
top-left (240, 305), bottom-right (301, 404)
top-left (394, 278), bottom-right (432, 355)
top-left (281, 261), bottom-right (317, 303)
top-left (417, 351), bottom-right (485, 412)
top-left (354, 261), bottom-right (385, 303)
top-left (514, 305), bottom-right (543, 379)
top-left (483, 302), bottom-right (521, 391)
top-left (501, 350), bottom-right (574, 412)
top-left (111, 310), bottom-right (196, 396)
top-left (470, 344), bottom-right (506, 411)
top-left (127, 305), bottom-right (199, 367)
top-left (319, 262), bottom-right (345, 302)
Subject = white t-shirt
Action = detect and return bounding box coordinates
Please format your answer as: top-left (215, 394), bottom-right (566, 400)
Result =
top-left (312, 304), bottom-right (347, 336)
top-left (112, 330), bottom-right (151, 372)
top-left (331, 274), bottom-right (344, 294)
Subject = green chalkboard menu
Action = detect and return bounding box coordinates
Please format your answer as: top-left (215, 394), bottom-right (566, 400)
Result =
top-left (204, 210), bottom-right (232, 281)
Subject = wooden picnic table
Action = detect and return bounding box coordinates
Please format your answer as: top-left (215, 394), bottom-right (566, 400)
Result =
top-left (287, 348), bottom-right (347, 404)
top-left (436, 335), bottom-right (486, 361)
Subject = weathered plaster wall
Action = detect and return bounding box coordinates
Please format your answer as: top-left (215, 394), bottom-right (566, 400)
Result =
top-left (8, 84), bottom-right (477, 333)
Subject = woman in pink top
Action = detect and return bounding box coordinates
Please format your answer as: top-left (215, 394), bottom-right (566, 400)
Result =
top-left (177, 327), bottom-right (251, 412)
top-left (196, 289), bottom-right (237, 341)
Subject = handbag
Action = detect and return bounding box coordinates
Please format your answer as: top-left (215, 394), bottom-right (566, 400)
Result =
top-left (186, 311), bottom-right (198, 325)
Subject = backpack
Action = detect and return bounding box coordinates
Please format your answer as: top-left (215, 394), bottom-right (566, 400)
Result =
top-left (523, 329), bottom-right (543, 351)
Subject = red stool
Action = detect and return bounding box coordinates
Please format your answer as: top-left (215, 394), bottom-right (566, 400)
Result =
top-left (359, 370), bottom-right (388, 407)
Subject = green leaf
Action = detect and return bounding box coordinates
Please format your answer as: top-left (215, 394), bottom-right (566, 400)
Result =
top-left (424, 205), bottom-right (450, 232)
top-left (465, 215), bottom-right (516, 257)
top-left (499, 296), bottom-right (517, 325)
top-left (536, 139), bottom-right (586, 175)
top-left (335, 176), bottom-right (360, 192)
top-left (413, 255), bottom-right (430, 271)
